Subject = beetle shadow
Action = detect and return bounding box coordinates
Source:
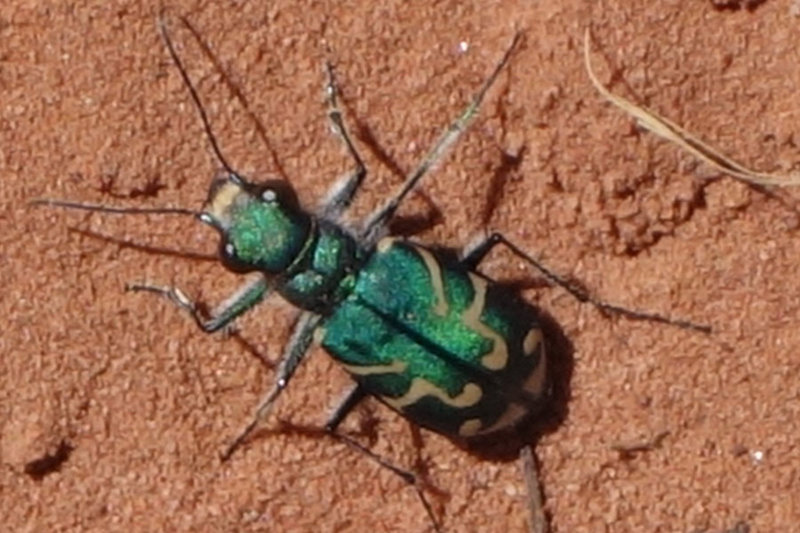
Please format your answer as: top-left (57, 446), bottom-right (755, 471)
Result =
top-left (387, 191), bottom-right (445, 238)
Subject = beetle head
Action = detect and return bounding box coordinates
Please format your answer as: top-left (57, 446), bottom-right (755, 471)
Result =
top-left (200, 172), bottom-right (311, 274)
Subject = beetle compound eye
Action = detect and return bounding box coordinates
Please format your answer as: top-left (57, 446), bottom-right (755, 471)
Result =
top-left (219, 240), bottom-right (253, 273)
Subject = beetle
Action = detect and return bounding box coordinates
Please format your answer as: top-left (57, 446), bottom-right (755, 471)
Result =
top-left (35, 17), bottom-right (707, 532)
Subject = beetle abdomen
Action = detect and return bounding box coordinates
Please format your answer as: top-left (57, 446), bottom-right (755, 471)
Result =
top-left (320, 237), bottom-right (548, 439)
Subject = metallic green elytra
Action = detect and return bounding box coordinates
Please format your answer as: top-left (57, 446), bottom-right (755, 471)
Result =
top-left (320, 237), bottom-right (546, 439)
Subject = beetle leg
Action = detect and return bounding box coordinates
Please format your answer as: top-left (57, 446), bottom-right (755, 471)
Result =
top-left (360, 34), bottom-right (522, 246)
top-left (329, 429), bottom-right (442, 533)
top-left (126, 275), bottom-right (269, 333)
top-left (319, 61), bottom-right (367, 220)
top-left (222, 311), bottom-right (322, 460)
top-left (324, 384), bottom-right (441, 533)
top-left (462, 232), bottom-right (710, 333)
top-left (324, 383), bottom-right (367, 433)
top-left (459, 231), bottom-right (505, 270)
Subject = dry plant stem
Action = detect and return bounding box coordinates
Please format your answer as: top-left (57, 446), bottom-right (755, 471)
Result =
top-left (520, 445), bottom-right (549, 533)
top-left (583, 28), bottom-right (800, 188)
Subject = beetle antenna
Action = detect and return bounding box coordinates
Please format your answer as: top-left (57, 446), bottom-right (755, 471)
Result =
top-left (30, 198), bottom-right (199, 217)
top-left (158, 15), bottom-right (236, 176)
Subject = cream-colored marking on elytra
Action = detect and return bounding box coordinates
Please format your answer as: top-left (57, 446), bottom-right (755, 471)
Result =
top-left (521, 344), bottom-right (547, 397)
top-left (412, 245), bottom-right (448, 317)
top-left (462, 273), bottom-right (508, 370)
top-left (458, 418), bottom-right (483, 437)
top-left (340, 359), bottom-right (408, 376)
top-left (471, 402), bottom-right (529, 436)
top-left (383, 378), bottom-right (482, 410)
top-left (523, 328), bottom-right (543, 356)
top-left (458, 343), bottom-right (546, 437)
top-left (376, 236), bottom-right (396, 254)
top-left (206, 181), bottom-right (243, 220)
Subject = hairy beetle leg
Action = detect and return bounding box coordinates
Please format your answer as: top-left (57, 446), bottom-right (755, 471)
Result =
top-left (361, 33), bottom-right (523, 246)
top-left (125, 275), bottom-right (269, 333)
top-left (319, 61), bottom-right (368, 220)
top-left (222, 311), bottom-right (322, 460)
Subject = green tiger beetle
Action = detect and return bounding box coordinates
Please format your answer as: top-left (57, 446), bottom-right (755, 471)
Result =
top-left (34, 17), bottom-right (709, 533)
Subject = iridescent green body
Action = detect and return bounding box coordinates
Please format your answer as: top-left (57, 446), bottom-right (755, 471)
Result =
top-left (207, 178), bottom-right (548, 440)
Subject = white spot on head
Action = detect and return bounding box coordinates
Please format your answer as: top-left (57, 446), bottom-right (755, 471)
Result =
top-left (751, 450), bottom-right (764, 464)
top-left (224, 243), bottom-right (235, 256)
top-left (262, 189), bottom-right (277, 202)
top-left (458, 41), bottom-right (469, 53)
top-left (199, 213), bottom-right (214, 225)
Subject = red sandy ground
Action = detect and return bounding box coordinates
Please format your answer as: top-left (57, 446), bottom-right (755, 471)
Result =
top-left (2, 1), bottom-right (799, 532)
